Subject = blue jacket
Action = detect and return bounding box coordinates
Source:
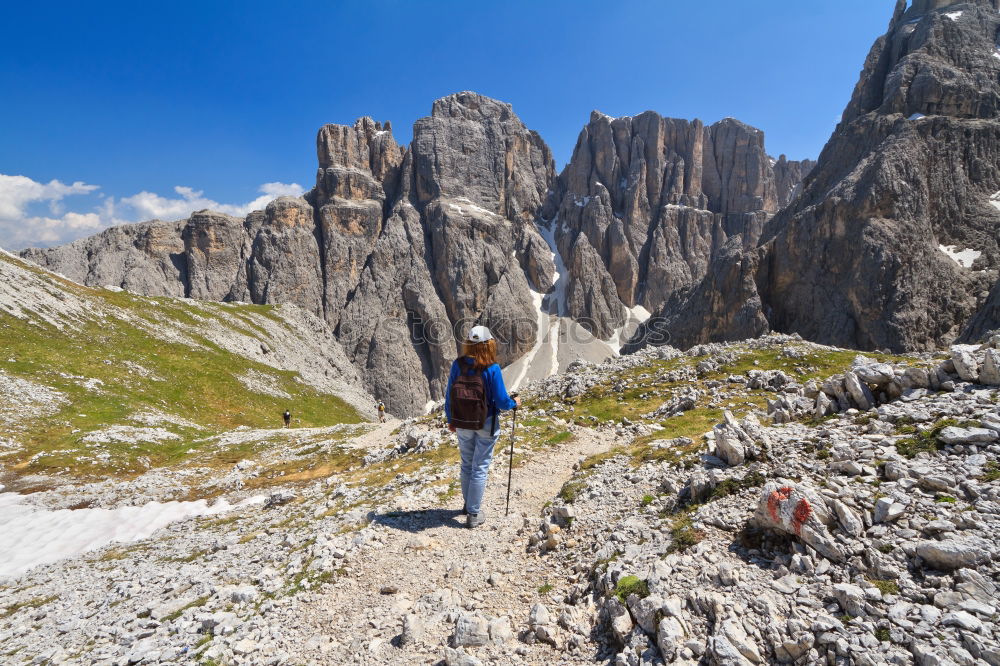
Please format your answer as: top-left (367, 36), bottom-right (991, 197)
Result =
top-left (444, 358), bottom-right (517, 436)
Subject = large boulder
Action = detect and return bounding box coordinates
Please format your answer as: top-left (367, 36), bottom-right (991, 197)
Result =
top-left (916, 537), bottom-right (995, 570)
top-left (950, 347), bottom-right (981, 383)
top-left (980, 349), bottom-right (1000, 386)
top-left (753, 481), bottom-right (843, 562)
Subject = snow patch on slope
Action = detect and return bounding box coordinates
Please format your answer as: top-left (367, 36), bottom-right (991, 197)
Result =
top-left (938, 244), bottom-right (981, 268)
top-left (506, 219), bottom-right (568, 391)
top-left (0, 493), bottom-right (265, 578)
top-left (608, 305), bottom-right (653, 355)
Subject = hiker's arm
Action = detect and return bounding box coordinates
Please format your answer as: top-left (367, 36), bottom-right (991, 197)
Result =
top-left (490, 367), bottom-right (517, 411)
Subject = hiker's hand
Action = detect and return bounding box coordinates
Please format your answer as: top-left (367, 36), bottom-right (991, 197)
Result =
top-left (513, 396), bottom-right (522, 408)
top-left (448, 423), bottom-right (456, 433)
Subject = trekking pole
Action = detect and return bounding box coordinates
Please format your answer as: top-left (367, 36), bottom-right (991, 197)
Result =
top-left (505, 393), bottom-right (519, 517)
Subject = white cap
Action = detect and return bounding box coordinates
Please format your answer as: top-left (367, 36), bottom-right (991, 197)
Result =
top-left (467, 325), bottom-right (493, 343)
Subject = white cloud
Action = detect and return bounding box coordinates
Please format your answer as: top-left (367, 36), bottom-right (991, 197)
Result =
top-left (0, 175), bottom-right (305, 251)
top-left (115, 182), bottom-right (305, 222)
top-left (0, 175), bottom-right (99, 221)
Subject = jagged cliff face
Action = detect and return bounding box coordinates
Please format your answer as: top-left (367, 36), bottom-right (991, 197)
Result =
top-left (20, 93), bottom-right (809, 414)
top-left (22, 94), bottom-right (561, 415)
top-left (633, 0), bottom-right (1000, 353)
top-left (549, 112), bottom-right (812, 339)
top-left (326, 94), bottom-right (557, 414)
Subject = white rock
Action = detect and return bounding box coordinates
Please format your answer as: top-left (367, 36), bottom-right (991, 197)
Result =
top-left (488, 616), bottom-right (512, 643)
top-left (708, 632), bottom-right (756, 665)
top-left (938, 427), bottom-right (998, 445)
top-left (951, 347), bottom-right (980, 382)
top-left (443, 647), bottom-right (482, 666)
top-left (844, 371), bottom-right (875, 411)
top-left (657, 616), bottom-right (686, 661)
top-left (607, 598), bottom-right (632, 646)
top-left (874, 498), bottom-right (906, 524)
top-left (720, 617), bottom-right (763, 663)
top-left (713, 422), bottom-right (746, 466)
top-left (917, 537), bottom-right (994, 570)
top-left (942, 610), bottom-right (983, 632)
top-left (401, 614), bottom-right (423, 647)
top-left (453, 613), bottom-right (489, 647)
top-left (833, 583), bottom-right (867, 616)
top-left (628, 593), bottom-right (664, 634)
top-left (529, 603), bottom-right (550, 626)
top-left (753, 481), bottom-right (843, 562)
top-left (832, 500), bottom-right (864, 537)
top-left (980, 349), bottom-right (1000, 386)
top-left (231, 638), bottom-right (257, 656)
top-left (854, 363), bottom-right (895, 385)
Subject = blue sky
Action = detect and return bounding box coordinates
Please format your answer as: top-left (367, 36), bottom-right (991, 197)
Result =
top-left (0, 0), bottom-right (894, 249)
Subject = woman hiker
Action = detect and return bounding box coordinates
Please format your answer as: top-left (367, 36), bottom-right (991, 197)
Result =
top-left (444, 325), bottom-right (520, 528)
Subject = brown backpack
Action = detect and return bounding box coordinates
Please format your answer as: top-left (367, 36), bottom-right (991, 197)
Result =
top-left (450, 358), bottom-right (489, 430)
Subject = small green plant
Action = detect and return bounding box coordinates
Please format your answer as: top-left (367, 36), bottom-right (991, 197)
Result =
top-left (708, 471), bottom-right (766, 501)
top-left (537, 583), bottom-right (554, 595)
top-left (162, 596), bottom-right (209, 622)
top-left (640, 494), bottom-right (655, 507)
top-left (839, 614), bottom-right (854, 626)
top-left (981, 461), bottom-right (999, 482)
top-left (613, 576), bottom-right (649, 603)
top-left (935, 495), bottom-right (957, 504)
top-left (545, 430), bottom-right (573, 445)
top-left (0, 594), bottom-right (59, 620)
top-left (168, 549), bottom-right (209, 563)
top-left (877, 543), bottom-right (895, 554)
top-left (867, 577), bottom-right (900, 596)
top-left (895, 418), bottom-right (974, 459)
top-left (558, 479), bottom-right (587, 504)
top-left (874, 628), bottom-right (891, 642)
top-left (666, 512), bottom-right (705, 553)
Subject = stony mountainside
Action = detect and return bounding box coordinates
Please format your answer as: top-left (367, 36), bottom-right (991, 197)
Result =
top-left (547, 112), bottom-right (811, 339)
top-left (0, 249), bottom-right (370, 489)
top-left (2, 334), bottom-right (999, 665)
top-left (21, 94), bottom-right (810, 416)
top-left (632, 0), bottom-right (1000, 354)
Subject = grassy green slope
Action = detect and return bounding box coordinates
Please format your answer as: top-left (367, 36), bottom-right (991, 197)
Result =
top-left (0, 252), bottom-right (364, 481)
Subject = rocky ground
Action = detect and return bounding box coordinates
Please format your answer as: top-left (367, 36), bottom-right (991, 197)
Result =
top-left (1, 335), bottom-right (999, 665)
top-left (518, 338), bottom-right (1000, 666)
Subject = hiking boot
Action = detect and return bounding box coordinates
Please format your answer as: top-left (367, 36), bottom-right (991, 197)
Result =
top-left (466, 511), bottom-right (486, 528)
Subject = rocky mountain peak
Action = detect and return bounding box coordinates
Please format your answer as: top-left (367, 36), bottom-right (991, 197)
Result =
top-left (414, 91), bottom-right (554, 223)
top-left (846, 0), bottom-right (1000, 123)
top-left (636, 0), bottom-right (1000, 353)
top-left (552, 108), bottom-right (810, 338)
top-left (19, 90), bottom-right (811, 416)
top-left (430, 91), bottom-right (516, 122)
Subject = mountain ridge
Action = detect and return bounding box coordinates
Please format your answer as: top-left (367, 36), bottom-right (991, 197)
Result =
top-left (20, 93), bottom-right (810, 416)
top-left (627, 0), bottom-right (1000, 355)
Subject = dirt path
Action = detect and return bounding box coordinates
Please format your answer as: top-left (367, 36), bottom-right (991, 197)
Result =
top-left (282, 425), bottom-right (616, 665)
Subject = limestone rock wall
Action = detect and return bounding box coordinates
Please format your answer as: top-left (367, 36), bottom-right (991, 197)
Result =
top-left (632, 0), bottom-right (1000, 354)
top-left (21, 94), bottom-right (810, 414)
top-left (552, 112), bottom-right (810, 338)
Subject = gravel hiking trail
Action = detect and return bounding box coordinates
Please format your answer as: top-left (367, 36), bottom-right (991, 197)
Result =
top-left (284, 423), bottom-right (616, 665)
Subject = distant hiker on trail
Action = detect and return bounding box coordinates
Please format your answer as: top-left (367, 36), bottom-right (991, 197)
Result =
top-left (283, 409), bottom-right (291, 428)
top-left (377, 400), bottom-right (386, 423)
top-left (445, 325), bottom-right (520, 528)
